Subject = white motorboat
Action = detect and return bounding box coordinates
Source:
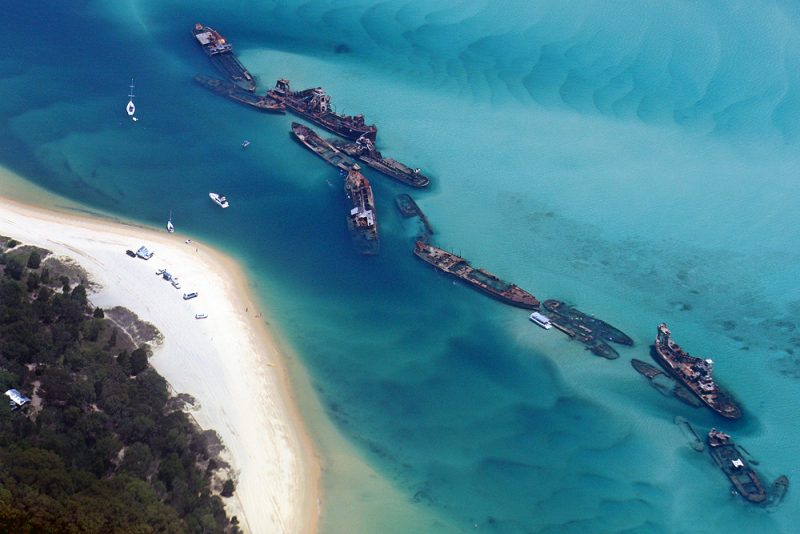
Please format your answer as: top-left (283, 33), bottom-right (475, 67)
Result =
top-left (209, 192), bottom-right (229, 208)
top-left (126, 78), bottom-right (136, 117)
top-left (529, 312), bottom-right (553, 329)
top-left (167, 210), bottom-right (175, 233)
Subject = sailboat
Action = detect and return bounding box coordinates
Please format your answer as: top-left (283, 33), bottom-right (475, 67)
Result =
top-left (126, 79), bottom-right (137, 120)
top-left (166, 210), bottom-right (175, 233)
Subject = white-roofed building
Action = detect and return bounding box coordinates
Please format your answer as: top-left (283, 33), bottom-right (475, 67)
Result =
top-left (4, 388), bottom-right (31, 411)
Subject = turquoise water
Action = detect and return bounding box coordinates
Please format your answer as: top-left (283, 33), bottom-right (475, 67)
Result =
top-left (2, 1), bottom-right (799, 532)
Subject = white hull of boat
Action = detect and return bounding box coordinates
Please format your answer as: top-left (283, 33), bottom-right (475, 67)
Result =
top-left (209, 193), bottom-right (229, 209)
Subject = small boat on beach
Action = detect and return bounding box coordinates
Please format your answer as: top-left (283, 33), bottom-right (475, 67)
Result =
top-left (166, 210), bottom-right (174, 233)
top-left (126, 79), bottom-right (136, 118)
top-left (209, 193), bottom-right (229, 208)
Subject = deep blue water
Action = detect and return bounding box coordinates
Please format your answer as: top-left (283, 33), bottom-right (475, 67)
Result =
top-left (2, 2), bottom-right (799, 532)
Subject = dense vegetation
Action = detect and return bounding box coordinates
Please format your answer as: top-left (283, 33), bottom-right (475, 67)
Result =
top-left (0, 238), bottom-right (238, 532)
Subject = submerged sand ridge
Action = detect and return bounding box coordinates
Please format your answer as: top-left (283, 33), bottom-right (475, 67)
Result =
top-left (0, 193), bottom-right (319, 533)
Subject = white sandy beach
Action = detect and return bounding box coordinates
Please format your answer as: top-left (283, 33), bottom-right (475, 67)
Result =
top-left (0, 192), bottom-right (319, 533)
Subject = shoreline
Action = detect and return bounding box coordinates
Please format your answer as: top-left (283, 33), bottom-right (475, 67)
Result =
top-left (0, 178), bottom-right (320, 533)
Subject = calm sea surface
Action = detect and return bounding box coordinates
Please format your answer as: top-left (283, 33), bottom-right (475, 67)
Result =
top-left (2, 1), bottom-right (799, 532)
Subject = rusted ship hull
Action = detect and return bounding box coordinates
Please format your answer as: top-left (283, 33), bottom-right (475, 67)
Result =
top-left (708, 431), bottom-right (767, 503)
top-left (345, 168), bottom-right (379, 255)
top-left (652, 323), bottom-right (742, 419)
top-left (291, 123), bottom-right (358, 172)
top-left (631, 358), bottom-right (704, 407)
top-left (269, 80), bottom-right (377, 141)
top-left (674, 416), bottom-right (705, 452)
top-left (292, 109), bottom-right (376, 141)
top-left (395, 194), bottom-right (418, 218)
top-left (631, 358), bottom-right (662, 379)
top-left (333, 140), bottom-right (430, 188)
top-left (542, 300), bottom-right (633, 346)
top-left (413, 241), bottom-right (539, 309)
top-left (207, 55), bottom-right (256, 93)
top-left (357, 154), bottom-right (430, 188)
top-left (766, 475), bottom-right (789, 509)
top-left (395, 194), bottom-right (434, 242)
top-left (192, 24), bottom-right (256, 93)
top-left (194, 75), bottom-right (284, 113)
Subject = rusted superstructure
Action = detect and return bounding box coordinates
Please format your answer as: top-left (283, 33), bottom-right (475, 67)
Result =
top-left (541, 300), bottom-right (633, 359)
top-left (332, 136), bottom-right (429, 188)
top-left (344, 167), bottom-right (379, 255)
top-left (269, 79), bottom-right (377, 141)
top-left (653, 323), bottom-right (742, 419)
top-left (707, 428), bottom-right (766, 503)
top-left (192, 23), bottom-right (256, 92)
top-left (413, 242), bottom-right (539, 309)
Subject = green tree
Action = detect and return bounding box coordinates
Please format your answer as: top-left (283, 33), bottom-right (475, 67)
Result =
top-left (116, 351), bottom-right (131, 375)
top-left (130, 347), bottom-right (149, 376)
top-left (221, 479), bottom-right (235, 497)
top-left (121, 442), bottom-right (153, 479)
top-left (71, 285), bottom-right (87, 306)
top-left (26, 272), bottom-right (40, 292)
top-left (4, 258), bottom-right (23, 280)
top-left (27, 252), bottom-right (41, 269)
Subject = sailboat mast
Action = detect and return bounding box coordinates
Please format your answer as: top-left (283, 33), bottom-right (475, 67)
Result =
top-left (128, 78), bottom-right (135, 99)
